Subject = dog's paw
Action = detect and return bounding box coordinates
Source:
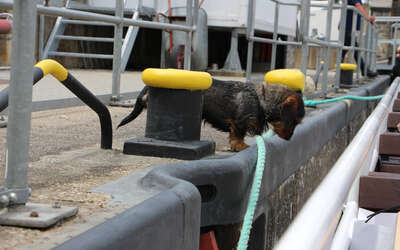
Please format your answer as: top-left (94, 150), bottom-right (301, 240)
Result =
top-left (230, 141), bottom-right (250, 152)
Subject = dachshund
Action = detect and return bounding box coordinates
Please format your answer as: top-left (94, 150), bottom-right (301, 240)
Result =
top-left (118, 79), bottom-right (305, 152)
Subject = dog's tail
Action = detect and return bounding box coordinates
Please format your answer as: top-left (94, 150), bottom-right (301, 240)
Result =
top-left (117, 86), bottom-right (149, 128)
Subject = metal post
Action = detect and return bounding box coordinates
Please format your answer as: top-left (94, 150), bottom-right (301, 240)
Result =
top-left (335, 0), bottom-right (347, 90)
top-left (184, 0), bottom-right (193, 70)
top-left (246, 0), bottom-right (256, 82)
top-left (372, 29), bottom-right (378, 71)
top-left (364, 22), bottom-right (370, 76)
top-left (4, 0), bottom-right (36, 203)
top-left (193, 0), bottom-right (199, 27)
top-left (270, 1), bottom-right (280, 70)
top-left (111, 0), bottom-right (123, 103)
top-left (300, 0), bottom-right (310, 76)
top-left (38, 15), bottom-right (45, 60)
top-left (349, 11), bottom-right (357, 63)
top-left (223, 29), bottom-right (242, 71)
top-left (321, 0), bottom-right (334, 96)
top-left (356, 18), bottom-right (365, 81)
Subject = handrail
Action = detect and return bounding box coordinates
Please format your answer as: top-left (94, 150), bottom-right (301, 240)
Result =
top-left (0, 59), bottom-right (113, 149)
top-left (0, 0), bottom-right (194, 32)
top-left (246, 0), bottom-right (378, 98)
top-left (274, 79), bottom-right (400, 250)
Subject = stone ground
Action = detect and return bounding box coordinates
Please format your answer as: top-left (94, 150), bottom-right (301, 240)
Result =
top-left (0, 104), bottom-right (232, 249)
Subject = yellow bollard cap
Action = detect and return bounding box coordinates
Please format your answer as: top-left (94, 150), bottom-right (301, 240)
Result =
top-left (142, 68), bottom-right (212, 90)
top-left (339, 63), bottom-right (357, 71)
top-left (34, 59), bottom-right (68, 82)
top-left (264, 69), bottom-right (305, 92)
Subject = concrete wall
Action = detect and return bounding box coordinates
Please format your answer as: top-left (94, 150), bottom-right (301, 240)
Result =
top-left (54, 76), bottom-right (390, 250)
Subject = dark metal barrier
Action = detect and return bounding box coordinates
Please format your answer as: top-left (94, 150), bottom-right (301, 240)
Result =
top-left (0, 60), bottom-right (112, 149)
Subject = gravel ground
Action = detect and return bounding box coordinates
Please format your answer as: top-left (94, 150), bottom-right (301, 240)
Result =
top-left (0, 104), bottom-right (230, 249)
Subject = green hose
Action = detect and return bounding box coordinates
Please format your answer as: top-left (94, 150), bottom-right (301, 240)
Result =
top-left (304, 95), bottom-right (384, 107)
top-left (237, 94), bottom-right (384, 249)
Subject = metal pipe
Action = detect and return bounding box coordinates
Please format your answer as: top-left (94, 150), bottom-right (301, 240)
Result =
top-left (245, 0), bottom-right (255, 82)
top-left (270, 1), bottom-right (280, 70)
top-left (364, 22), bottom-right (370, 76)
top-left (274, 80), bottom-right (400, 250)
top-left (356, 18), bottom-right (365, 80)
top-left (304, 37), bottom-right (341, 48)
top-left (349, 10), bottom-right (357, 64)
top-left (250, 36), bottom-right (301, 46)
top-left (111, 0), bottom-right (123, 102)
top-left (375, 16), bottom-right (400, 22)
top-left (0, 0), bottom-right (194, 32)
top-left (184, 0), bottom-right (193, 70)
top-left (321, 0), bottom-right (334, 96)
top-left (300, 0), bottom-right (310, 76)
top-left (4, 0), bottom-right (36, 202)
top-left (38, 15), bottom-right (45, 60)
top-left (335, 0), bottom-right (347, 90)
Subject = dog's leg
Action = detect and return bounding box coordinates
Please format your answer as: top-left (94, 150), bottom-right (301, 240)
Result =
top-left (229, 127), bottom-right (249, 152)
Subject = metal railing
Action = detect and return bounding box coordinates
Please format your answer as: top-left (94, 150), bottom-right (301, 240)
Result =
top-left (0, 0), bottom-right (198, 225)
top-left (246, 0), bottom-right (378, 97)
top-left (0, 0), bottom-right (198, 103)
top-left (375, 16), bottom-right (400, 71)
top-left (274, 78), bottom-right (399, 250)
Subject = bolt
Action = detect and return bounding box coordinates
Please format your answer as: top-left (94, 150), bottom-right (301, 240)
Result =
top-left (9, 192), bottom-right (17, 203)
top-left (30, 211), bottom-right (39, 217)
top-left (0, 195), bottom-right (9, 206)
top-left (52, 201), bottom-right (61, 209)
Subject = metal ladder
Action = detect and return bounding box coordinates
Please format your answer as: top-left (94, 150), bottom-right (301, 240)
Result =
top-left (42, 0), bottom-right (142, 72)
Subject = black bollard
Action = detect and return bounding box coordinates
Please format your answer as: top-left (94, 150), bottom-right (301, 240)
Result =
top-left (339, 63), bottom-right (357, 88)
top-left (123, 69), bottom-right (215, 160)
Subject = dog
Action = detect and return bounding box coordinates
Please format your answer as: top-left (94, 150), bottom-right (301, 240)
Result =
top-left (118, 78), bottom-right (305, 152)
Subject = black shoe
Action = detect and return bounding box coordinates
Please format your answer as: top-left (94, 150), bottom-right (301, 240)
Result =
top-left (367, 70), bottom-right (378, 77)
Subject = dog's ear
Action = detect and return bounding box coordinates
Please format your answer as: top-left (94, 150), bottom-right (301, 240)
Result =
top-left (281, 94), bottom-right (300, 125)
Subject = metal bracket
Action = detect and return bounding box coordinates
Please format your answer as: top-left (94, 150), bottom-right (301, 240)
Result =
top-left (0, 202), bottom-right (78, 228)
top-left (0, 187), bottom-right (31, 207)
top-left (0, 115), bottom-right (6, 128)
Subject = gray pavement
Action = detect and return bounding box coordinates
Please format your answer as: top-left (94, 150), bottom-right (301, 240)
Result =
top-left (0, 69), bottom-right (255, 249)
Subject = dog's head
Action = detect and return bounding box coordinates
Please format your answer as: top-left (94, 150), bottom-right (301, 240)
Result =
top-left (270, 93), bottom-right (305, 140)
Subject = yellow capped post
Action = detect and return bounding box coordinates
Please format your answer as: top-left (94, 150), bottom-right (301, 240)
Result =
top-left (264, 69), bottom-right (305, 92)
top-left (34, 59), bottom-right (68, 82)
top-left (339, 63), bottom-right (357, 87)
top-left (339, 63), bottom-right (357, 71)
top-left (142, 68), bottom-right (212, 90)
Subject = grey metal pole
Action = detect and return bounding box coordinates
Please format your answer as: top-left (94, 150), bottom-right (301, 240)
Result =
top-left (356, 19), bottom-right (365, 81)
top-left (372, 29), bottom-right (378, 71)
top-left (4, 0), bottom-right (36, 202)
top-left (270, 2), bottom-right (280, 70)
top-left (184, 0), bottom-right (193, 70)
top-left (364, 22), bottom-right (370, 75)
top-left (0, 0), bottom-right (194, 32)
top-left (39, 15), bottom-right (45, 60)
top-left (111, 0), bottom-right (123, 103)
top-left (193, 0), bottom-right (199, 27)
top-left (246, 0), bottom-right (256, 82)
top-left (300, 0), bottom-right (310, 76)
top-left (335, 0), bottom-right (347, 90)
top-left (349, 11), bottom-right (357, 63)
top-left (321, 0), bottom-right (334, 96)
